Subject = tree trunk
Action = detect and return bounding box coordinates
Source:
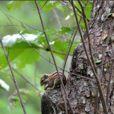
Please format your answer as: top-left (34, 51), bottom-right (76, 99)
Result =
top-left (41, 1), bottom-right (114, 114)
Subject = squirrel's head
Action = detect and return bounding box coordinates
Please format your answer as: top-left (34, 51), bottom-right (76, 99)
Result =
top-left (40, 74), bottom-right (48, 86)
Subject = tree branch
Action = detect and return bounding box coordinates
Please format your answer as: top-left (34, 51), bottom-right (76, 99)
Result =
top-left (6, 14), bottom-right (38, 31)
top-left (78, 0), bottom-right (97, 73)
top-left (0, 37), bottom-right (26, 114)
top-left (35, 1), bottom-right (71, 114)
top-left (12, 68), bottom-right (42, 94)
top-left (52, 9), bottom-right (66, 40)
top-left (106, 44), bottom-right (114, 107)
top-left (100, 19), bottom-right (114, 81)
top-left (62, 0), bottom-right (88, 76)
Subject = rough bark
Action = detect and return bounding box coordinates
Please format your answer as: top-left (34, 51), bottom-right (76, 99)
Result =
top-left (41, 1), bottom-right (114, 114)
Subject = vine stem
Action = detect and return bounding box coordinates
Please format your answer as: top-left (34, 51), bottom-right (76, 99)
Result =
top-left (0, 37), bottom-right (26, 114)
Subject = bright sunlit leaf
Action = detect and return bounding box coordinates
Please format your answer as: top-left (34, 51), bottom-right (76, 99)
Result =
top-left (0, 79), bottom-right (9, 91)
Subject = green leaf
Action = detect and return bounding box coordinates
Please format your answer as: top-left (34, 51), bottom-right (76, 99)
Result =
top-left (7, 1), bottom-right (28, 10)
top-left (101, 86), bottom-right (104, 92)
top-left (0, 27), bottom-right (79, 69)
top-left (58, 26), bottom-right (76, 34)
top-left (0, 34), bottom-right (40, 69)
top-left (56, 3), bottom-right (68, 17)
top-left (51, 39), bottom-right (79, 59)
top-left (96, 60), bottom-right (102, 64)
top-left (24, 28), bottom-right (79, 60)
top-left (37, 1), bottom-right (58, 12)
top-left (73, 1), bottom-right (92, 29)
top-left (65, 12), bottom-right (74, 20)
top-left (31, 1), bottom-right (68, 13)
top-left (103, 34), bottom-right (108, 40)
top-left (107, 13), bottom-right (112, 18)
top-left (84, 1), bottom-right (92, 19)
top-left (0, 79), bottom-right (9, 91)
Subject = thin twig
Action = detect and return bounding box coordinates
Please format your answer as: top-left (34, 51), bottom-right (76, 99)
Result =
top-left (100, 19), bottom-right (114, 81)
top-left (95, 88), bottom-right (98, 114)
top-left (78, 0), bottom-right (97, 72)
top-left (8, 91), bottom-right (27, 102)
top-left (0, 25), bottom-right (21, 27)
top-left (60, 0), bottom-right (82, 15)
top-left (71, 1), bottom-right (108, 113)
top-left (52, 50), bottom-right (72, 56)
top-left (6, 14), bottom-right (38, 31)
top-left (96, 58), bottom-right (114, 67)
top-left (0, 37), bottom-right (26, 114)
top-left (52, 9), bottom-right (62, 28)
top-left (35, 1), bottom-right (69, 114)
top-left (106, 44), bottom-right (114, 107)
top-left (59, 0), bottom-right (90, 22)
top-left (12, 68), bottom-right (42, 94)
top-left (52, 9), bottom-right (66, 40)
top-left (27, 46), bottom-right (72, 56)
top-left (62, 0), bottom-right (88, 75)
top-left (71, 73), bottom-right (95, 82)
top-left (61, 20), bottom-right (81, 113)
top-left (62, 19), bottom-right (82, 74)
top-left (58, 0), bottom-right (72, 11)
top-left (39, 1), bottom-right (48, 11)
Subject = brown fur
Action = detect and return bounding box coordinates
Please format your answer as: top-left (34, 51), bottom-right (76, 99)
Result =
top-left (40, 71), bottom-right (66, 90)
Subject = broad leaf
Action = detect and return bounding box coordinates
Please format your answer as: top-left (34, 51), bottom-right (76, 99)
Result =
top-left (0, 34), bottom-right (40, 69)
top-left (0, 27), bottom-right (80, 69)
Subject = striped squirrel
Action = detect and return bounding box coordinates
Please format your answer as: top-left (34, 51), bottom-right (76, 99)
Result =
top-left (40, 71), bottom-right (66, 90)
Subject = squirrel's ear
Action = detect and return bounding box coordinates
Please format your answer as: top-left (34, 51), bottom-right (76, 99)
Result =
top-left (44, 74), bottom-right (48, 78)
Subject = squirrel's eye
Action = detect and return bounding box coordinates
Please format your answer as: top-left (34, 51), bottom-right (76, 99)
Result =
top-left (42, 79), bottom-right (44, 81)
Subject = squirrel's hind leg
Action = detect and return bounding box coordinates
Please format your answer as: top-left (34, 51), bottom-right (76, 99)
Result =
top-left (48, 78), bottom-right (60, 90)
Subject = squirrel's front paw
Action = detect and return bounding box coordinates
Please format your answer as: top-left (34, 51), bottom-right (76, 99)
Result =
top-left (48, 87), bottom-right (54, 90)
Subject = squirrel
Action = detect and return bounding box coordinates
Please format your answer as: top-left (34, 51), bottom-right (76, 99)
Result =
top-left (40, 71), bottom-right (66, 90)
